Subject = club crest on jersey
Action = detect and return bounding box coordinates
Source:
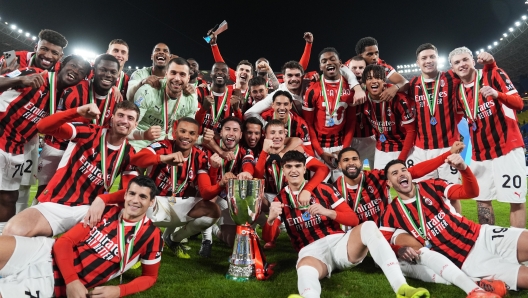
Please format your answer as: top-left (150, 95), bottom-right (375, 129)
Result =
top-left (387, 108), bottom-right (392, 117)
top-left (188, 167), bottom-right (194, 180)
top-left (424, 198), bottom-right (433, 205)
top-left (368, 186), bottom-right (374, 194)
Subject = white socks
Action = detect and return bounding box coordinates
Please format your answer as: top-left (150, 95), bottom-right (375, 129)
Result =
top-left (297, 266), bottom-right (321, 298)
top-left (360, 221), bottom-right (406, 292)
top-left (202, 226), bottom-right (212, 243)
top-left (171, 216), bottom-right (217, 243)
top-left (418, 247), bottom-right (479, 294)
top-left (399, 261), bottom-right (451, 285)
top-left (17, 185), bottom-right (30, 214)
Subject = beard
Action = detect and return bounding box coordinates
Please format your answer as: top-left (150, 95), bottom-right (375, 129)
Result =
top-left (342, 165), bottom-right (362, 180)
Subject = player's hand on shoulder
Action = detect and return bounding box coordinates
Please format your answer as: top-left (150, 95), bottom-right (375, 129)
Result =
top-left (144, 125), bottom-right (162, 141)
top-left (445, 154), bottom-right (467, 170)
top-left (83, 197), bottom-right (106, 228)
top-left (77, 103), bottom-right (101, 120)
top-left (142, 75), bottom-right (161, 89)
top-left (450, 141), bottom-right (465, 154)
top-left (66, 279), bottom-right (88, 298)
top-left (380, 83), bottom-right (397, 101)
top-left (90, 285), bottom-right (120, 298)
top-left (298, 189), bottom-right (311, 207)
top-left (352, 84), bottom-right (367, 105)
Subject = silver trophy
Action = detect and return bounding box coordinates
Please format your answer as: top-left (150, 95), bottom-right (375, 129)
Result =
top-left (225, 179), bottom-right (274, 281)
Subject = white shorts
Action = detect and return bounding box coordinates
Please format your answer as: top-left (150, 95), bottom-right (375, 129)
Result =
top-left (31, 202), bottom-right (90, 236)
top-left (147, 196), bottom-right (202, 228)
top-left (297, 229), bottom-right (362, 277)
top-left (461, 224), bottom-right (524, 290)
top-left (407, 147), bottom-right (460, 184)
top-left (0, 236), bottom-right (55, 298)
top-left (471, 148), bottom-right (527, 203)
top-left (37, 143), bottom-right (65, 186)
top-left (373, 149), bottom-right (400, 170)
top-left (351, 136), bottom-right (376, 168)
top-left (21, 135), bottom-right (39, 186)
top-left (0, 149), bottom-right (25, 191)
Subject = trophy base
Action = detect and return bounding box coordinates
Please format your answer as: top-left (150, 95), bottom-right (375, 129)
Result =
top-left (225, 264), bottom-right (255, 282)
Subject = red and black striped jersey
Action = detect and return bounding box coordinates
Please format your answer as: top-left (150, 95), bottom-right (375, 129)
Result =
top-left (457, 68), bottom-right (524, 161)
top-left (303, 77), bottom-right (355, 149)
top-left (380, 179), bottom-right (480, 268)
top-left (377, 59), bottom-right (396, 79)
top-left (354, 102), bottom-right (376, 138)
top-left (263, 154), bottom-right (316, 194)
top-left (0, 68), bottom-right (51, 154)
top-left (52, 206), bottom-right (162, 297)
top-left (38, 125), bottom-right (137, 206)
top-left (274, 182), bottom-right (346, 252)
top-left (333, 170), bottom-right (390, 224)
top-left (260, 109), bottom-right (311, 147)
top-left (141, 141), bottom-right (209, 196)
top-left (116, 71), bottom-right (129, 101)
top-left (207, 144), bottom-right (254, 182)
top-left (409, 71), bottom-right (462, 149)
top-left (45, 79), bottom-right (119, 150)
top-left (364, 92), bottom-right (415, 152)
top-left (195, 85), bottom-right (243, 131)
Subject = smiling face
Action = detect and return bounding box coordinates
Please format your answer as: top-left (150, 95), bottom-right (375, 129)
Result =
top-left (319, 51), bottom-right (341, 80)
top-left (361, 45), bottom-right (379, 65)
top-left (450, 52), bottom-right (475, 80)
top-left (265, 124), bottom-right (286, 148)
top-left (250, 84), bottom-right (268, 102)
top-left (417, 49), bottom-right (438, 77)
top-left (173, 120), bottom-right (198, 151)
top-left (272, 95), bottom-right (292, 121)
top-left (283, 68), bottom-right (302, 91)
top-left (107, 43), bottom-right (129, 69)
top-left (165, 62), bottom-right (190, 96)
top-left (110, 108), bottom-right (138, 137)
top-left (58, 57), bottom-right (89, 87)
top-left (386, 162), bottom-right (414, 196)
top-left (93, 59), bottom-right (119, 94)
top-left (187, 59), bottom-right (200, 80)
top-left (151, 43), bottom-right (170, 68)
top-left (123, 182), bottom-right (155, 221)
top-left (211, 63), bottom-right (229, 86)
top-left (244, 123), bottom-right (262, 148)
top-left (338, 150), bottom-right (362, 180)
top-left (282, 160), bottom-right (306, 187)
top-left (365, 70), bottom-right (384, 98)
top-left (220, 120), bottom-right (242, 150)
top-left (236, 64), bottom-right (253, 85)
top-left (34, 39), bottom-right (64, 70)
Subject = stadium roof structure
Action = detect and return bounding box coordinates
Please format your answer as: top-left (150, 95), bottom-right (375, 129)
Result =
top-left (0, 19), bottom-right (37, 53)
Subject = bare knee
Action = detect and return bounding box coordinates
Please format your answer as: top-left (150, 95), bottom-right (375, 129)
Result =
top-left (188, 200), bottom-right (221, 219)
top-left (297, 256), bottom-right (327, 279)
top-left (3, 209), bottom-right (50, 237)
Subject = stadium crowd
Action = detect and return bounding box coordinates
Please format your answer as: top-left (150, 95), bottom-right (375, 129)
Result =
top-left (0, 27), bottom-right (527, 298)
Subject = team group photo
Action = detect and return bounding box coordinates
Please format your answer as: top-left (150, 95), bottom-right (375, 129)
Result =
top-left (0, 1), bottom-right (528, 297)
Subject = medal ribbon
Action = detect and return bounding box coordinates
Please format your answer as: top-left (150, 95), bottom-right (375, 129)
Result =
top-left (171, 151), bottom-right (193, 196)
top-left (89, 81), bottom-right (112, 126)
top-left (368, 94), bottom-right (386, 134)
top-left (162, 81), bottom-right (183, 134)
top-left (116, 71), bottom-right (125, 93)
top-left (272, 162), bottom-right (284, 191)
top-left (459, 69), bottom-right (481, 122)
top-left (28, 55), bottom-right (36, 67)
top-left (340, 174), bottom-right (364, 212)
top-left (286, 181), bottom-right (307, 209)
top-left (48, 72), bottom-right (57, 115)
top-left (117, 213), bottom-right (145, 284)
top-left (211, 90), bottom-right (229, 125)
top-left (396, 185), bottom-right (428, 242)
top-left (320, 76), bottom-right (343, 120)
top-left (420, 72), bottom-right (440, 117)
top-left (99, 130), bottom-right (127, 191)
top-left (220, 142), bottom-right (240, 177)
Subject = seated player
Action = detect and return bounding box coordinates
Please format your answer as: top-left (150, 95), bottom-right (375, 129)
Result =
top-left (362, 64), bottom-right (416, 170)
top-left (131, 118), bottom-right (223, 258)
top-left (37, 54), bottom-right (122, 196)
top-left (3, 102), bottom-right (139, 237)
top-left (381, 155), bottom-right (528, 294)
top-left (0, 55), bottom-right (90, 234)
top-left (254, 120), bottom-right (329, 248)
top-left (0, 176), bottom-right (163, 298)
top-left (268, 151), bottom-right (429, 298)
top-left (260, 91), bottom-right (313, 155)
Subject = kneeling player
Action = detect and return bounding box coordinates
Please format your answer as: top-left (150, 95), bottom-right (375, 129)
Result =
top-left (0, 176), bottom-right (162, 297)
top-left (268, 151), bottom-right (429, 298)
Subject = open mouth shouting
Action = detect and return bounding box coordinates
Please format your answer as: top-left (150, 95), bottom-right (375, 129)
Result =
top-left (326, 64), bottom-right (337, 76)
top-left (215, 75), bottom-right (225, 85)
top-left (224, 136), bottom-right (236, 148)
top-left (398, 175), bottom-right (410, 189)
top-left (155, 54), bottom-right (167, 65)
top-left (39, 57), bottom-right (53, 69)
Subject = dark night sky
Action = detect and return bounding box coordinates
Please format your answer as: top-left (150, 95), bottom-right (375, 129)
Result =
top-left (0, 0), bottom-right (526, 72)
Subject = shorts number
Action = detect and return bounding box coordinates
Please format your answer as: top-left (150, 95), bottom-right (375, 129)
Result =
top-left (450, 166), bottom-right (458, 175)
top-left (502, 175), bottom-right (521, 188)
top-left (11, 160), bottom-right (33, 178)
top-left (491, 227), bottom-right (508, 241)
top-left (407, 159), bottom-right (414, 168)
